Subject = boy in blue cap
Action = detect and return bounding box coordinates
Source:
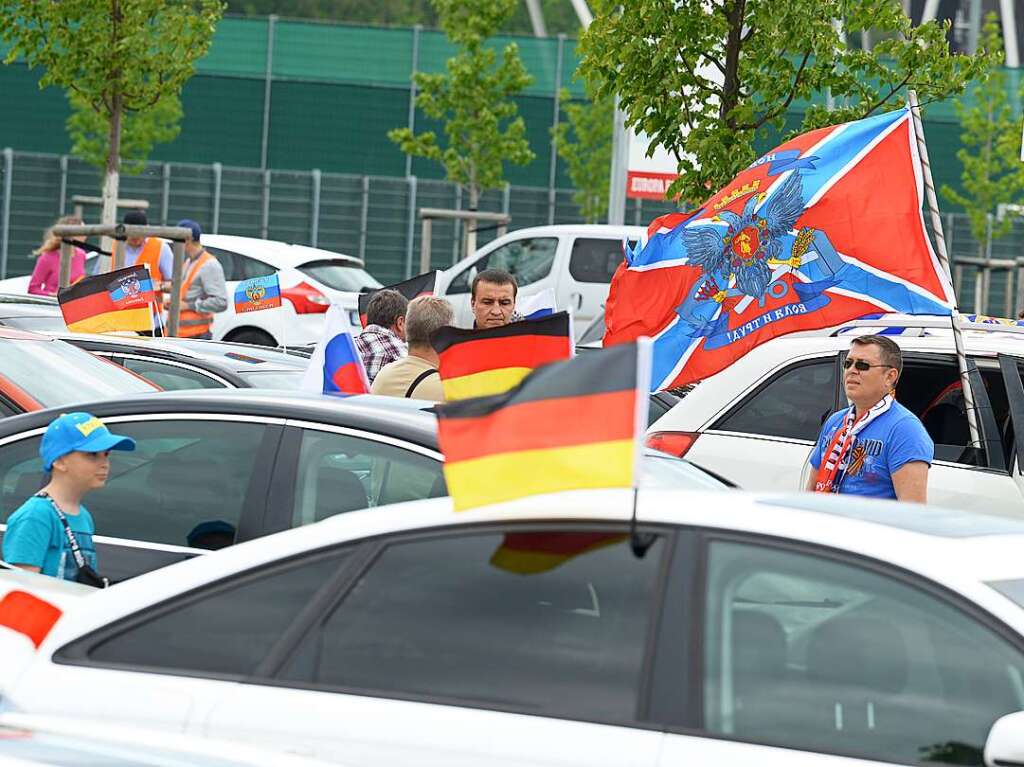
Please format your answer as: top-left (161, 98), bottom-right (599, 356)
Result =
top-left (3, 412), bottom-right (135, 583)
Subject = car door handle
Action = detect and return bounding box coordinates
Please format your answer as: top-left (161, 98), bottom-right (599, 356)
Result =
top-left (570, 292), bottom-right (583, 310)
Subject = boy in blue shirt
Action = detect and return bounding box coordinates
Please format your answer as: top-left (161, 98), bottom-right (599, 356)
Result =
top-left (806, 335), bottom-right (933, 502)
top-left (4, 412), bottom-right (135, 582)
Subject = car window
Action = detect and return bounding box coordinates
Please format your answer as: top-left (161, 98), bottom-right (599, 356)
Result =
top-left (204, 247), bottom-right (239, 281)
top-left (715, 360), bottom-right (837, 441)
top-left (578, 314), bottom-right (606, 346)
top-left (447, 237), bottom-right (558, 295)
top-left (0, 315), bottom-right (69, 333)
top-left (291, 430), bottom-right (445, 527)
top-left (116, 358), bottom-right (228, 391)
top-left (569, 238), bottom-right (626, 284)
top-left (297, 260), bottom-right (381, 292)
top-left (83, 549), bottom-right (349, 676)
top-left (236, 255), bottom-right (276, 280)
top-left (704, 540), bottom-right (1024, 766)
top-left (278, 527), bottom-right (663, 720)
top-left (0, 420), bottom-right (268, 549)
top-left (0, 338), bottom-right (156, 409)
top-left (236, 370), bottom-right (306, 389)
top-left (897, 358), bottom-right (1007, 468)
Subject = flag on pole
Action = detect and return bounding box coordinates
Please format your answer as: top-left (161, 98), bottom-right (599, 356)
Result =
top-left (435, 339), bottom-right (651, 511)
top-left (58, 265), bottom-right (155, 333)
top-left (516, 288), bottom-right (557, 319)
top-left (299, 303), bottom-right (370, 395)
top-left (358, 271), bottom-right (439, 327)
top-left (604, 107), bottom-right (955, 390)
top-left (234, 274), bottom-right (282, 314)
top-left (431, 312), bottom-right (573, 401)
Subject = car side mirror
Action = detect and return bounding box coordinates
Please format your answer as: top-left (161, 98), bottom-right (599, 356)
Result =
top-left (985, 710), bottom-right (1024, 767)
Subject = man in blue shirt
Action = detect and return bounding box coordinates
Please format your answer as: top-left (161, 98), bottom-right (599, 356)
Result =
top-left (3, 413), bottom-right (135, 581)
top-left (805, 335), bottom-right (932, 502)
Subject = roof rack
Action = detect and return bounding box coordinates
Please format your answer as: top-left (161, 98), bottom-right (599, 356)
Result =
top-left (830, 314), bottom-right (1024, 338)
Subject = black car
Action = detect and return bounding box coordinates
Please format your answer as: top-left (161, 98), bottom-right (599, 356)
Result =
top-left (55, 334), bottom-right (310, 390)
top-left (0, 391), bottom-right (728, 582)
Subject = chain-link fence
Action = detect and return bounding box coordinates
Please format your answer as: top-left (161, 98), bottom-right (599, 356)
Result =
top-left (0, 149), bottom-right (679, 286)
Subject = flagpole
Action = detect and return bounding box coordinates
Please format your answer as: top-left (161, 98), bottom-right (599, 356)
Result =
top-left (907, 90), bottom-right (981, 448)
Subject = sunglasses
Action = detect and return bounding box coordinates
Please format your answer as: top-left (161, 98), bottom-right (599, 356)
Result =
top-left (843, 359), bottom-right (894, 372)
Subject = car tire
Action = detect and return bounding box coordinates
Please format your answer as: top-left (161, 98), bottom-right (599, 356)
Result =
top-left (226, 328), bottom-right (276, 347)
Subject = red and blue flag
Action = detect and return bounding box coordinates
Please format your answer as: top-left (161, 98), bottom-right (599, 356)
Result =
top-left (299, 304), bottom-right (371, 395)
top-left (234, 274), bottom-right (282, 314)
top-left (604, 107), bottom-right (955, 390)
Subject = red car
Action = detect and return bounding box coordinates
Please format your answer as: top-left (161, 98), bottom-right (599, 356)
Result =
top-left (0, 328), bottom-right (158, 417)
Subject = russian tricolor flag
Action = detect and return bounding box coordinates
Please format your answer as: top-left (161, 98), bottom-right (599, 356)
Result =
top-left (299, 304), bottom-right (371, 395)
top-left (517, 288), bottom-right (557, 320)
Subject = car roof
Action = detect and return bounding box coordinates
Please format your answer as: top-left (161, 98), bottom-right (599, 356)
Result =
top-left (486, 224), bottom-right (646, 240)
top-left (0, 293), bottom-right (58, 307)
top-left (202, 234), bottom-right (364, 270)
top-left (0, 390), bottom-right (441, 450)
top-left (55, 333), bottom-right (309, 374)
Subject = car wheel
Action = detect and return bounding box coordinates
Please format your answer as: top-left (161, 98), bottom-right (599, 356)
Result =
top-left (226, 328), bottom-right (276, 347)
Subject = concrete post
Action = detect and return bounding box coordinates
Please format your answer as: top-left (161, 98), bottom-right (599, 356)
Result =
top-left (310, 169), bottom-right (322, 247)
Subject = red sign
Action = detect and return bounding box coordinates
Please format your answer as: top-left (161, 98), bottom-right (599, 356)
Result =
top-left (626, 171), bottom-right (679, 200)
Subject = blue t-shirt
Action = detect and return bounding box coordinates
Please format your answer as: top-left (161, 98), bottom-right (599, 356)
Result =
top-left (3, 497), bottom-right (98, 581)
top-left (809, 401), bottom-right (934, 499)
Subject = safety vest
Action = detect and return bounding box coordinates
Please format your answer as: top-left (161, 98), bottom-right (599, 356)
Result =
top-left (177, 250), bottom-right (215, 338)
top-left (132, 238), bottom-right (166, 286)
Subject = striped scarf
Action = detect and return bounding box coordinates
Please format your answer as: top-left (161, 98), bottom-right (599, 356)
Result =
top-left (814, 394), bottom-right (893, 494)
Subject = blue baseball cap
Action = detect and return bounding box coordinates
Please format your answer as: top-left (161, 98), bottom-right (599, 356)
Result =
top-left (176, 219), bottom-right (201, 243)
top-left (40, 412), bottom-right (136, 472)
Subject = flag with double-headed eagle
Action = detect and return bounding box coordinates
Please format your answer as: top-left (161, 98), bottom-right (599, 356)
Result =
top-left (603, 107), bottom-right (955, 390)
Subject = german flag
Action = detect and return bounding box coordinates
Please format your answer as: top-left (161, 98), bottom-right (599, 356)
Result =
top-left (58, 265), bottom-right (155, 334)
top-left (431, 312), bottom-right (573, 401)
top-left (436, 340), bottom-right (652, 511)
top-left (358, 271), bottom-right (438, 328)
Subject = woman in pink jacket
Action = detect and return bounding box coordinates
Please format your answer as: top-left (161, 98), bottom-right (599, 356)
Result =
top-left (28, 215), bottom-right (87, 296)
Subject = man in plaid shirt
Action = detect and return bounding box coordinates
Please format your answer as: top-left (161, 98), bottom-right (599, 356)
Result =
top-left (356, 289), bottom-right (408, 383)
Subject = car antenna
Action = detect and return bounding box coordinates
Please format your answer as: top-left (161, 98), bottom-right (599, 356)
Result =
top-left (629, 486), bottom-right (656, 558)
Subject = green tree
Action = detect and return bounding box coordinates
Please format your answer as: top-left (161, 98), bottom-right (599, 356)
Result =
top-left (388, 0), bottom-right (535, 256)
top-left (941, 15), bottom-right (1024, 257)
top-left (553, 81), bottom-right (614, 222)
top-left (1, 0), bottom-right (223, 229)
top-left (67, 91), bottom-right (183, 177)
top-left (579, 0), bottom-right (991, 205)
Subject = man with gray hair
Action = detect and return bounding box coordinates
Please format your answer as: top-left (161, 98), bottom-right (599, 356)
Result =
top-left (356, 289), bottom-right (408, 383)
top-left (371, 296), bottom-right (453, 402)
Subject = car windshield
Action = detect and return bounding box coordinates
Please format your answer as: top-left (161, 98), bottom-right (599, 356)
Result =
top-left (1, 338), bottom-right (157, 407)
top-left (989, 579), bottom-right (1024, 609)
top-left (0, 315), bottom-right (68, 333)
top-left (640, 454), bottom-right (729, 489)
top-left (236, 370), bottom-right (307, 388)
top-left (579, 314), bottom-right (606, 345)
top-left (298, 260), bottom-right (382, 292)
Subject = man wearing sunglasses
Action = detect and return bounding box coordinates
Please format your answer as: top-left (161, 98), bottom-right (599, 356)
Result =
top-left (805, 335), bottom-right (932, 503)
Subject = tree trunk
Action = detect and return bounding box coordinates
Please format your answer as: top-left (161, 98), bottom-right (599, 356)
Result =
top-left (465, 182), bottom-right (480, 261)
top-left (100, 90), bottom-right (122, 269)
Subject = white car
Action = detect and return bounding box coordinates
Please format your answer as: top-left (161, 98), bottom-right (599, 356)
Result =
top-left (437, 224), bottom-right (644, 333)
top-left (0, 235), bottom-right (382, 347)
top-left (648, 316), bottom-right (1024, 516)
top-left (4, 488), bottom-right (1024, 767)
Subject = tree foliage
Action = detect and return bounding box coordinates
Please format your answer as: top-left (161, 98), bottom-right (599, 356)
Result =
top-left (1, 0), bottom-right (223, 225)
top-left (941, 15), bottom-right (1024, 251)
top-left (67, 91), bottom-right (183, 176)
top-left (388, 0), bottom-right (535, 210)
top-left (553, 81), bottom-right (614, 223)
top-left (579, 0), bottom-right (992, 205)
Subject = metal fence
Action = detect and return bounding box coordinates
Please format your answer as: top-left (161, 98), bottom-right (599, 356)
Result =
top-left (0, 149), bottom-right (679, 286)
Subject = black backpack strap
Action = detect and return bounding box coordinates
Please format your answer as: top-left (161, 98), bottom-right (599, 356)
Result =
top-left (405, 369), bottom-right (439, 398)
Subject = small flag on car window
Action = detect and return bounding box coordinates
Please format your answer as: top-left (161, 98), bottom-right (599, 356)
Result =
top-left (431, 312), bottom-right (573, 401)
top-left (58, 265), bottom-right (155, 333)
top-left (435, 339), bottom-right (651, 511)
top-left (300, 303), bottom-right (371, 395)
top-left (234, 274), bottom-right (282, 314)
top-left (358, 271), bottom-right (439, 327)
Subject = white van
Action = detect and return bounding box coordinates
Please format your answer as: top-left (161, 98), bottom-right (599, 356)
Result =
top-left (436, 224), bottom-right (645, 333)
